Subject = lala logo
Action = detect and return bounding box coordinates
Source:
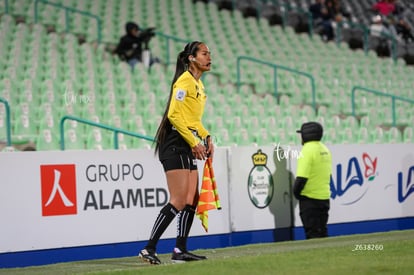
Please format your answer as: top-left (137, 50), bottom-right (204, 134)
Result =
top-left (40, 164), bottom-right (77, 216)
top-left (330, 153), bottom-right (378, 205)
top-left (398, 166), bottom-right (414, 203)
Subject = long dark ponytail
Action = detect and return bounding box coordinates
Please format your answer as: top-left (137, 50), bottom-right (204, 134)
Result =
top-left (154, 41), bottom-right (203, 154)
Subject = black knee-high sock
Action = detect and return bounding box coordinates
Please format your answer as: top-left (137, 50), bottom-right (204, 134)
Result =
top-left (145, 203), bottom-right (178, 251)
top-left (175, 204), bottom-right (195, 252)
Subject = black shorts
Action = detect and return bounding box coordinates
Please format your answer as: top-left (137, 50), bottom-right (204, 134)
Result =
top-left (159, 129), bottom-right (198, 172)
top-left (161, 154), bottom-right (198, 171)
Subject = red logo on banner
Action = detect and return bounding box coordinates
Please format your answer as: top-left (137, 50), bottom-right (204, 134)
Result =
top-left (40, 164), bottom-right (77, 216)
top-left (362, 153), bottom-right (377, 181)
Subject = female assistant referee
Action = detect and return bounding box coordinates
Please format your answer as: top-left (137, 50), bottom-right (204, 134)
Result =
top-left (139, 41), bottom-right (214, 264)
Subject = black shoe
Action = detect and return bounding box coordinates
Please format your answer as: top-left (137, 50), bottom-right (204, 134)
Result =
top-left (138, 248), bottom-right (161, 265)
top-left (186, 251), bottom-right (207, 260)
top-left (171, 249), bottom-right (207, 263)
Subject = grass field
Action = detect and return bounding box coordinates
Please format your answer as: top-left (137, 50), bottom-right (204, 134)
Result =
top-left (2, 230), bottom-right (414, 275)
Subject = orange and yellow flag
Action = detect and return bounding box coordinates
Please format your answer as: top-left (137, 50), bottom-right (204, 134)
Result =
top-left (196, 157), bottom-right (221, 232)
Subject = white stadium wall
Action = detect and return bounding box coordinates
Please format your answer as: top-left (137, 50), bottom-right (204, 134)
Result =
top-left (1, 144), bottom-right (413, 267)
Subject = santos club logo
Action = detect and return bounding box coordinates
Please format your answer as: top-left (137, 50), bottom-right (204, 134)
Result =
top-left (40, 164), bottom-right (77, 216)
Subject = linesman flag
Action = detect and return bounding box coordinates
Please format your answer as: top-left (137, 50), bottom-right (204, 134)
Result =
top-left (197, 157), bottom-right (221, 232)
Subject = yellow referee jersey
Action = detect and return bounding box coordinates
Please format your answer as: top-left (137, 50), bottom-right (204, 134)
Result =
top-left (167, 71), bottom-right (209, 148)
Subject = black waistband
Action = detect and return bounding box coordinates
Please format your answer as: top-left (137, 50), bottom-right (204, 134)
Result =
top-left (172, 126), bottom-right (199, 138)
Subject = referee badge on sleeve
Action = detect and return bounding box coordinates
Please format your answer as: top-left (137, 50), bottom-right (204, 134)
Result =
top-left (175, 89), bottom-right (186, 101)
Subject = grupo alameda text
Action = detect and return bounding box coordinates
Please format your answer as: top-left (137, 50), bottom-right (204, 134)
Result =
top-left (83, 163), bottom-right (169, 210)
top-left (83, 188), bottom-right (168, 210)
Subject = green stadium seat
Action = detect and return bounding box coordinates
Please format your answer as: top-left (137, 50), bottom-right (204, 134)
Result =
top-left (386, 127), bottom-right (402, 143)
top-left (85, 128), bottom-right (108, 150)
top-left (324, 127), bottom-right (340, 145)
top-left (0, 114), bottom-right (8, 141)
top-left (132, 138), bottom-right (153, 150)
top-left (340, 127), bottom-right (356, 144)
top-left (315, 116), bottom-right (327, 129)
top-left (234, 128), bottom-right (255, 146)
top-left (403, 127), bottom-right (413, 143)
top-left (36, 112), bottom-right (60, 133)
top-left (217, 128), bottom-right (233, 146)
top-left (64, 128), bottom-right (85, 150)
top-left (357, 126), bottom-right (370, 144)
top-left (342, 116), bottom-right (359, 129)
top-left (359, 116), bottom-right (371, 128)
top-left (325, 115), bottom-right (341, 130)
top-left (253, 128), bottom-right (277, 146)
top-left (371, 127), bottom-right (386, 144)
top-left (36, 128), bottom-right (60, 151)
top-left (13, 113), bottom-right (37, 140)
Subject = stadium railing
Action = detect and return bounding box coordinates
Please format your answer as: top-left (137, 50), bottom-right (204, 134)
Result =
top-left (34, 0), bottom-right (102, 43)
top-left (59, 115), bottom-right (155, 150)
top-left (2, 0), bottom-right (9, 14)
top-left (0, 97), bottom-right (12, 147)
top-left (351, 85), bottom-right (414, 127)
top-left (236, 55), bottom-right (317, 114)
top-left (154, 32), bottom-right (190, 66)
top-left (336, 21), bottom-right (399, 63)
top-left (377, 30), bottom-right (399, 62)
top-left (336, 21), bottom-right (370, 53)
top-left (279, 3), bottom-right (314, 38)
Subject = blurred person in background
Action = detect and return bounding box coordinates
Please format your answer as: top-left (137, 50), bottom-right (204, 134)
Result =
top-left (114, 21), bottom-right (159, 70)
top-left (294, 122), bottom-right (332, 239)
top-left (372, 0), bottom-right (396, 17)
top-left (309, 0), bottom-right (335, 41)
